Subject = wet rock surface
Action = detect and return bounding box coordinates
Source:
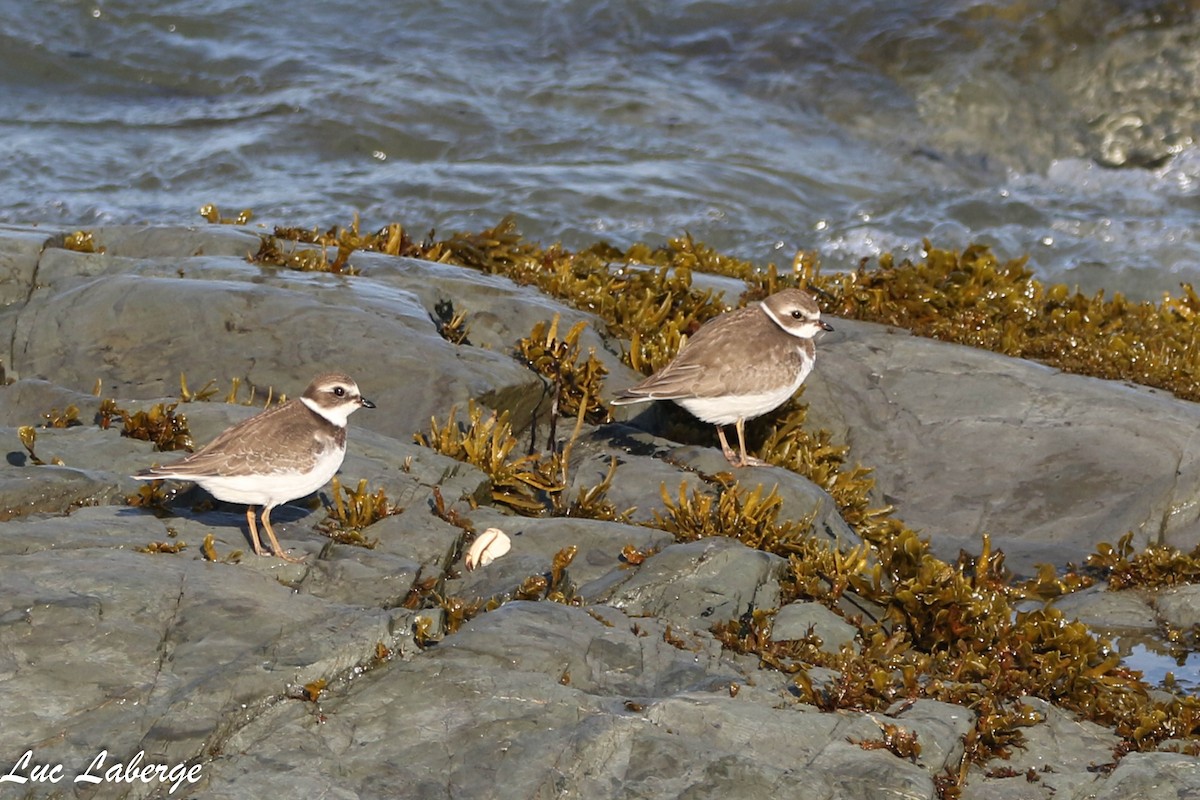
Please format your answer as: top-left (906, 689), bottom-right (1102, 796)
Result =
top-left (0, 225), bottom-right (1195, 798)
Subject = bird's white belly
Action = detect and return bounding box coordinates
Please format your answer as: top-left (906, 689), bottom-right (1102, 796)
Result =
top-left (195, 446), bottom-right (345, 508)
top-left (676, 360), bottom-right (813, 426)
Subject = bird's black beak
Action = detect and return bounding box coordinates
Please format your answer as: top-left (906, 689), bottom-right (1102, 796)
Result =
top-left (820, 321), bottom-right (834, 332)
top-left (361, 397), bottom-right (376, 409)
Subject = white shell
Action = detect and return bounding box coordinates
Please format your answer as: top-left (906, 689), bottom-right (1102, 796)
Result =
top-left (465, 528), bottom-right (511, 570)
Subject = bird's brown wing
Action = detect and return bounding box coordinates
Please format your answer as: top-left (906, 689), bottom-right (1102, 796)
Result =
top-left (616, 307), bottom-right (773, 400)
top-left (137, 400), bottom-right (325, 478)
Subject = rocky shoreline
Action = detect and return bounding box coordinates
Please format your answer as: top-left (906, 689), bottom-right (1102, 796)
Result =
top-left (0, 223), bottom-right (1197, 799)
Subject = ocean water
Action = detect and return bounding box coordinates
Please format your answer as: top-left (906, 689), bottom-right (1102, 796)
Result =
top-left (1, 0), bottom-right (1198, 299)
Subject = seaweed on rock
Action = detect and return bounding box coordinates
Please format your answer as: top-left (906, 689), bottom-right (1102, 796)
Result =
top-left (199, 204), bottom-right (253, 226)
top-left (516, 315), bottom-right (611, 426)
top-left (62, 230), bottom-right (102, 254)
top-left (811, 242), bottom-right (1200, 402)
top-left (1087, 532), bottom-right (1200, 590)
top-left (432, 299), bottom-right (472, 346)
top-left (416, 401), bottom-right (561, 514)
top-left (224, 209), bottom-right (1200, 774)
top-left (240, 210), bottom-right (1200, 401)
top-left (16, 426), bottom-right (61, 466)
top-left (38, 405), bottom-right (81, 428)
top-left (316, 477), bottom-right (399, 548)
top-left (177, 373), bottom-right (284, 407)
top-left (416, 398), bottom-right (627, 521)
top-left (654, 481), bottom-right (815, 554)
top-left (119, 402), bottom-right (194, 452)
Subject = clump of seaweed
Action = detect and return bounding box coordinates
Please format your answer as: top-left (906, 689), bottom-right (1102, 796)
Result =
top-left (561, 455), bottom-right (631, 522)
top-left (849, 719), bottom-right (922, 763)
top-left (296, 679), bottom-right (327, 703)
top-left (416, 401), bottom-right (561, 514)
top-left (124, 480), bottom-right (173, 513)
top-left (39, 405), bottom-right (81, 428)
top-left (431, 595), bottom-right (489, 638)
top-left (654, 481), bottom-right (815, 554)
top-left (248, 213), bottom-right (414, 275)
top-left (249, 234), bottom-right (361, 275)
top-left (432, 299), bottom-right (472, 346)
top-left (16, 426), bottom-right (63, 466)
top-left (137, 540), bottom-right (187, 555)
top-left (95, 396), bottom-right (193, 451)
top-left (120, 402), bottom-right (194, 452)
top-left (177, 373), bottom-right (221, 403)
top-left (517, 315), bottom-right (611, 426)
top-left (199, 204), bottom-right (253, 225)
top-left (199, 532), bottom-right (243, 563)
top-left (514, 545), bottom-right (580, 604)
top-left (273, 216), bottom-right (430, 263)
top-left (316, 477), bottom-right (400, 548)
top-left (1086, 533), bottom-right (1200, 590)
top-left (95, 398), bottom-right (123, 430)
top-left (1013, 562), bottom-right (1096, 601)
top-left (416, 400), bottom-right (628, 521)
top-left (224, 377), bottom-right (283, 407)
top-left (62, 230), bottom-right (102, 254)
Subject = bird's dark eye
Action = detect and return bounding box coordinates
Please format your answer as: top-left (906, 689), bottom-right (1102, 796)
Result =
top-left (333, 386), bottom-right (346, 398)
top-left (791, 310), bottom-right (803, 319)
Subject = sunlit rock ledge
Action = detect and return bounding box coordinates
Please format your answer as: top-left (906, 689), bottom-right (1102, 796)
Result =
top-left (0, 223), bottom-right (1196, 799)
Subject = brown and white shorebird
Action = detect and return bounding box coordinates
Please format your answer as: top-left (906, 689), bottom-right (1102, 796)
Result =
top-left (611, 289), bottom-right (833, 468)
top-left (134, 372), bottom-right (374, 562)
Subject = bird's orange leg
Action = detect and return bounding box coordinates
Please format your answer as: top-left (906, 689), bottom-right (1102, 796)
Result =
top-left (245, 506), bottom-right (268, 556)
top-left (730, 418), bottom-right (771, 468)
top-left (260, 506), bottom-right (306, 563)
top-left (716, 426), bottom-right (739, 464)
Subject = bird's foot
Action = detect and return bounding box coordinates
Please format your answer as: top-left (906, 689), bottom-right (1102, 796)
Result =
top-left (725, 453), bottom-right (773, 468)
top-left (272, 547), bottom-right (307, 564)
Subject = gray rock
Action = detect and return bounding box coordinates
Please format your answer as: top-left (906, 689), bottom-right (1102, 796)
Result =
top-left (443, 509), bottom-right (677, 603)
top-left (354, 251), bottom-right (631, 380)
top-left (0, 455), bottom-right (129, 520)
top-left (196, 602), bottom-right (963, 800)
top-left (1089, 751), bottom-right (1200, 799)
top-left (963, 697), bottom-right (1122, 800)
top-left (1051, 585), bottom-right (1160, 632)
top-left (773, 601), bottom-right (859, 654)
top-left (0, 225), bottom-right (1191, 800)
top-left (588, 537), bottom-right (786, 627)
top-left (0, 378), bottom-right (106, 428)
top-left (1153, 584), bottom-right (1200, 632)
top-left (887, 699), bottom-right (975, 779)
top-left (0, 225), bottom-right (56, 307)
top-left (11, 268), bottom-right (544, 444)
top-left (804, 319), bottom-right (1200, 573)
top-left (0, 505), bottom-right (418, 799)
top-left (85, 224), bottom-right (264, 260)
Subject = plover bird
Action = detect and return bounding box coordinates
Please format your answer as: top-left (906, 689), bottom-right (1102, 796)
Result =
top-left (612, 288), bottom-right (832, 468)
top-left (134, 372), bottom-right (374, 562)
